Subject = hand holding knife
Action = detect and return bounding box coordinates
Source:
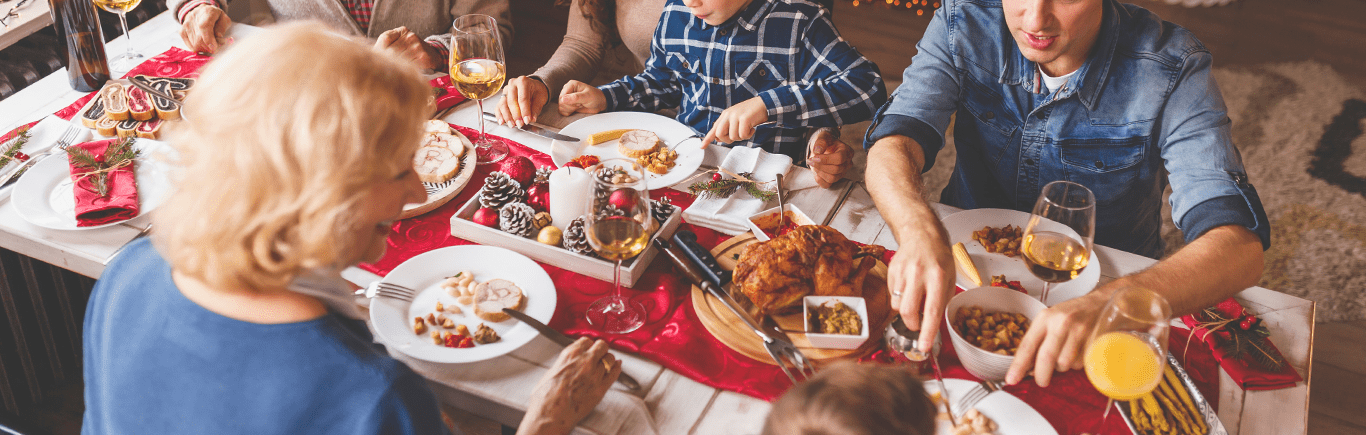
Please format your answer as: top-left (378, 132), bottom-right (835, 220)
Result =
top-left (482, 112), bottom-right (579, 142)
top-left (501, 308), bottom-right (641, 391)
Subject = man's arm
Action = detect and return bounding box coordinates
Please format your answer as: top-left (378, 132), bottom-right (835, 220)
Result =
top-left (1006, 224), bottom-right (1264, 387)
top-left (866, 135), bottom-right (956, 354)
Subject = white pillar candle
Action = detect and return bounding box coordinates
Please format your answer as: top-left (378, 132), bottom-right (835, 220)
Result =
top-left (548, 167), bottom-right (590, 230)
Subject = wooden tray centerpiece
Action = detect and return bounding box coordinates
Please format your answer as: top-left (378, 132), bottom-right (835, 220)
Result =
top-left (690, 232), bottom-right (894, 365)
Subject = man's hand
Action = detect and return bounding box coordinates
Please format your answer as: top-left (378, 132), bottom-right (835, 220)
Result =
top-left (497, 76), bottom-right (550, 128)
top-left (886, 227), bottom-right (956, 354)
top-left (700, 97), bottom-right (769, 148)
top-left (1005, 291), bottom-right (1109, 387)
top-left (518, 337), bottom-right (621, 435)
top-left (375, 26), bottom-right (438, 70)
top-left (806, 128), bottom-right (852, 188)
top-left (558, 80), bottom-right (607, 116)
top-left (180, 4), bottom-right (231, 54)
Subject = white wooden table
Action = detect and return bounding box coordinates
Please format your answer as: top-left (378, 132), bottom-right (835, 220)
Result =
top-left (0, 0), bottom-right (51, 51)
top-left (0, 12), bottom-right (1313, 435)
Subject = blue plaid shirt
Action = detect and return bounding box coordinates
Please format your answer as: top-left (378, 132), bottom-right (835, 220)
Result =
top-left (599, 0), bottom-right (886, 160)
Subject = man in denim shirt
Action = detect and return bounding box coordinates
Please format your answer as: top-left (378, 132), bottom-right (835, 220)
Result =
top-left (859, 0), bottom-right (1271, 388)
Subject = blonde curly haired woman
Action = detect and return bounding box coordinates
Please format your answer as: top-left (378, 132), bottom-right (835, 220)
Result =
top-left (82, 22), bottom-right (619, 435)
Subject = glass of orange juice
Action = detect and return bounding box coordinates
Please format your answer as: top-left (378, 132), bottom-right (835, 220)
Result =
top-left (1082, 287), bottom-right (1171, 427)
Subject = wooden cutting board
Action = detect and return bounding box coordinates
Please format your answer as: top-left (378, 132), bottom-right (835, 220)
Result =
top-left (690, 232), bottom-right (893, 366)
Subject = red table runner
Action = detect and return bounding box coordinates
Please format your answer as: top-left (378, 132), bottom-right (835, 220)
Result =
top-left (362, 131), bottom-right (1224, 434)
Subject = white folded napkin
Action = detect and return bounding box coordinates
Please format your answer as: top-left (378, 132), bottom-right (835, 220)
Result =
top-left (682, 146), bottom-right (793, 235)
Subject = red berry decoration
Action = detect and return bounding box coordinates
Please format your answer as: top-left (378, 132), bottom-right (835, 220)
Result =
top-left (711, 172), bottom-right (723, 182)
top-left (500, 156), bottom-right (536, 187)
top-left (609, 190), bottom-right (637, 210)
top-left (526, 183), bottom-right (550, 212)
top-left (472, 207), bottom-right (499, 228)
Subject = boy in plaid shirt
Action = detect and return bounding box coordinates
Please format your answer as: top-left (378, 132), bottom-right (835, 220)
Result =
top-left (558, 0), bottom-right (885, 184)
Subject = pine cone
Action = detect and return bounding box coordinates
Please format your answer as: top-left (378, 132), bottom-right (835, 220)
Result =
top-left (499, 203), bottom-right (537, 238)
top-left (478, 171), bottom-right (525, 210)
top-left (594, 206), bottom-right (627, 221)
top-left (651, 197), bottom-right (677, 225)
top-left (592, 167), bottom-right (619, 206)
top-left (533, 166), bottom-right (553, 185)
top-left (563, 217), bottom-right (596, 257)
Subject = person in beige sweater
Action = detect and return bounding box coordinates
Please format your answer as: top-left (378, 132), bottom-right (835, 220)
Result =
top-left (168, 0), bottom-right (513, 71)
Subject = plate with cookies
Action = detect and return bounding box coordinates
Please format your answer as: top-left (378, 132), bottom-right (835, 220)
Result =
top-left (402, 120), bottom-right (477, 219)
top-left (369, 245), bottom-right (557, 364)
top-left (549, 112), bottom-right (705, 188)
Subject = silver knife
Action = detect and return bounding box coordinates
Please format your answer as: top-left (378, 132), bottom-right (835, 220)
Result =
top-left (501, 308), bottom-right (642, 391)
top-left (481, 112), bottom-right (580, 142)
top-left (128, 78), bottom-right (183, 105)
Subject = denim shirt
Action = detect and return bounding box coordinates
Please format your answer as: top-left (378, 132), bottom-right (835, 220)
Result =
top-left (864, 0), bottom-right (1270, 258)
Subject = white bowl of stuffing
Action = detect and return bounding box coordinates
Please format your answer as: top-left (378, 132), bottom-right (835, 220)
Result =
top-left (803, 296), bottom-right (869, 350)
top-left (944, 286), bottom-right (1046, 381)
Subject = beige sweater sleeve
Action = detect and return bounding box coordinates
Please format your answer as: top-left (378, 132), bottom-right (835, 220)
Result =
top-left (531, 0), bottom-right (611, 99)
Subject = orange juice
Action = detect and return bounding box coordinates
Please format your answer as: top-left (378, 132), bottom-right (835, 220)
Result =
top-left (1084, 332), bottom-right (1163, 400)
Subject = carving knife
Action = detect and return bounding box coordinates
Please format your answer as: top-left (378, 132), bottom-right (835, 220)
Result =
top-left (482, 112), bottom-right (580, 142)
top-left (500, 308), bottom-right (641, 391)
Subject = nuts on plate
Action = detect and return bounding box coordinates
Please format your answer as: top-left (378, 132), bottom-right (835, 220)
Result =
top-left (636, 148), bottom-right (679, 174)
top-left (972, 225), bottom-right (1023, 257)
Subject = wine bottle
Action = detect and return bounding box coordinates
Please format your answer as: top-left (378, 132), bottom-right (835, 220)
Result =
top-left (47, 0), bottom-right (110, 92)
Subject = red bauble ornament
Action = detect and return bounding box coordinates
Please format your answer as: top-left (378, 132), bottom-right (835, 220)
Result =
top-left (472, 207), bottom-right (499, 227)
top-left (711, 172), bottom-right (723, 182)
top-left (609, 190), bottom-right (637, 210)
top-left (527, 184), bottom-right (550, 212)
top-left (500, 156), bottom-right (536, 187)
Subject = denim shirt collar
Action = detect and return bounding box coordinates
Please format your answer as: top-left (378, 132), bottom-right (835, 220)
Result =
top-left (1002, 0), bottom-right (1122, 110)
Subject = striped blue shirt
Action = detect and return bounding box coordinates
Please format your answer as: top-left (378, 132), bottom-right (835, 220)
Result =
top-left (599, 0), bottom-right (886, 160)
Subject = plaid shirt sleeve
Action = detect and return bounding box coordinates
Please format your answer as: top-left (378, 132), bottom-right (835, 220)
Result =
top-left (597, 22), bottom-right (683, 113)
top-left (424, 39), bottom-right (451, 68)
top-left (758, 9), bottom-right (885, 129)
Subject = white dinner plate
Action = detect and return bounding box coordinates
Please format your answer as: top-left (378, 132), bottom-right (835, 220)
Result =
top-left (941, 208), bottom-right (1101, 306)
top-left (550, 112), bottom-right (705, 188)
top-left (369, 245), bottom-right (558, 364)
top-left (12, 138), bottom-right (173, 230)
top-left (926, 379), bottom-right (1059, 435)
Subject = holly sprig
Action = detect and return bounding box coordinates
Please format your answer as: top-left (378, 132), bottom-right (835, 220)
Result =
top-left (1190, 306), bottom-right (1285, 371)
top-left (0, 127), bottom-right (31, 169)
top-left (67, 137), bottom-right (141, 197)
top-left (686, 170), bottom-right (776, 202)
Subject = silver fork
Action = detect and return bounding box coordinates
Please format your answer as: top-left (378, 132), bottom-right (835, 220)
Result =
top-left (954, 380), bottom-right (1001, 418)
top-left (353, 281), bottom-right (421, 301)
top-left (0, 123), bottom-right (82, 188)
top-left (764, 334), bottom-right (816, 384)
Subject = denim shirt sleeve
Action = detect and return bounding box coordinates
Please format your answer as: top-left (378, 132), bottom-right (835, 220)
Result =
top-left (758, 9), bottom-right (887, 128)
top-left (1160, 51), bottom-right (1271, 249)
top-left (862, 0), bottom-right (960, 173)
top-left (599, 17), bottom-right (683, 113)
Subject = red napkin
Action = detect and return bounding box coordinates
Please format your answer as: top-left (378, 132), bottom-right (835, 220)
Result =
top-left (68, 139), bottom-right (139, 227)
top-left (1180, 298), bottom-right (1303, 390)
top-left (429, 76), bottom-right (468, 112)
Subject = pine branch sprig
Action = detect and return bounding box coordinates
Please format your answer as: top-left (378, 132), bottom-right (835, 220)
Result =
top-left (0, 127), bottom-right (31, 168)
top-left (67, 137), bottom-right (141, 197)
top-left (686, 170), bottom-right (776, 201)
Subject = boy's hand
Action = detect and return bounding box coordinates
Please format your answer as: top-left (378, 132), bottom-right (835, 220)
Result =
top-left (497, 76), bottom-right (550, 128)
top-left (180, 4), bottom-right (232, 54)
top-left (807, 127), bottom-right (852, 188)
top-left (701, 97), bottom-right (769, 148)
top-left (558, 80), bottom-right (607, 116)
top-left (375, 26), bottom-right (439, 70)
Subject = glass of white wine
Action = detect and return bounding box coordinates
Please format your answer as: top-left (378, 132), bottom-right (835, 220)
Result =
top-left (92, 0), bottom-right (143, 73)
top-left (450, 14), bottom-right (508, 165)
top-left (583, 159), bottom-right (650, 334)
top-left (1021, 180), bottom-right (1095, 305)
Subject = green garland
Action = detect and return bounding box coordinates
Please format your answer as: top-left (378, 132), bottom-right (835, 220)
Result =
top-left (687, 171), bottom-right (776, 202)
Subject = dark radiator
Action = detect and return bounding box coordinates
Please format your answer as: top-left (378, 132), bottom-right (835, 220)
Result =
top-left (0, 248), bottom-right (95, 424)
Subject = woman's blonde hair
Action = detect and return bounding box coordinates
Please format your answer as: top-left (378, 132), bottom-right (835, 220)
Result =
top-left (155, 22), bottom-right (430, 292)
top-left (762, 362), bottom-right (937, 435)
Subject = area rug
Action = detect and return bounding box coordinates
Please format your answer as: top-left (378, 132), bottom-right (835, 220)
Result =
top-left (884, 61), bottom-right (1366, 323)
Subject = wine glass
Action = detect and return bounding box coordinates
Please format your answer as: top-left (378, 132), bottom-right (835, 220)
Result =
top-left (583, 159), bottom-right (650, 334)
top-left (93, 0), bottom-right (144, 73)
top-left (1021, 180), bottom-right (1095, 305)
top-left (449, 14), bottom-right (508, 165)
top-left (1082, 287), bottom-right (1172, 430)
